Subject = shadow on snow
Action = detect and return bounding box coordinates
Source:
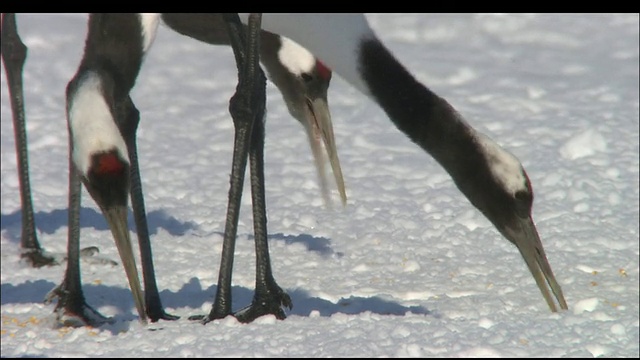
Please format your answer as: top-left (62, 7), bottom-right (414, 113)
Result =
top-left (0, 207), bottom-right (198, 243)
top-left (2, 212), bottom-right (428, 324)
top-left (155, 277), bottom-right (432, 319)
top-left (1, 276), bottom-right (432, 329)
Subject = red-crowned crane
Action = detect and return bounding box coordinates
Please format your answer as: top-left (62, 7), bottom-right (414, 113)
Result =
top-left (4, 13), bottom-right (568, 327)
top-left (1, 13), bottom-right (344, 267)
top-left (221, 13), bottom-right (568, 317)
top-left (2, 13), bottom-right (345, 326)
top-left (158, 13), bottom-right (570, 325)
top-left (161, 14), bottom-right (346, 206)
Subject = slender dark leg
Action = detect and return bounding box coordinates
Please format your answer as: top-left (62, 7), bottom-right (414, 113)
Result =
top-left (1, 13), bottom-right (57, 267)
top-left (194, 13), bottom-right (290, 324)
top-left (188, 13), bottom-right (257, 323)
top-left (235, 82), bottom-right (292, 323)
top-left (2, 13), bottom-right (103, 267)
top-left (197, 14), bottom-right (254, 322)
top-left (117, 97), bottom-right (179, 322)
top-left (43, 142), bottom-right (110, 327)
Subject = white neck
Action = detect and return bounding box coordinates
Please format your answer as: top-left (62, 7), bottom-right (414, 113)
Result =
top-left (68, 72), bottom-right (129, 176)
top-left (138, 13), bottom-right (161, 53)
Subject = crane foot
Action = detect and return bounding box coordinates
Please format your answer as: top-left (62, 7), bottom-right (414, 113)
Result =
top-left (44, 282), bottom-right (112, 328)
top-left (20, 248), bottom-right (59, 268)
top-left (146, 306), bottom-right (180, 323)
top-left (234, 286), bottom-right (292, 323)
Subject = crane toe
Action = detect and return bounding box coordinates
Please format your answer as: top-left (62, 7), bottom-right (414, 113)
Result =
top-left (44, 283), bottom-right (112, 328)
top-left (234, 286), bottom-right (292, 323)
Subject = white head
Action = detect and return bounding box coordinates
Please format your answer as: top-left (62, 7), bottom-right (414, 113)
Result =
top-left (240, 13), bottom-right (375, 96)
top-left (277, 37), bottom-right (316, 77)
top-left (474, 132), bottom-right (530, 197)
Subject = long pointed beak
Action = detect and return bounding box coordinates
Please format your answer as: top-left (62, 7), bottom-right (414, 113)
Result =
top-left (102, 205), bottom-right (147, 324)
top-left (306, 97), bottom-right (347, 206)
top-left (503, 216), bottom-right (568, 312)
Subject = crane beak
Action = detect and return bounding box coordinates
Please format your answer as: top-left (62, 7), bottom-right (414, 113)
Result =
top-left (305, 96), bottom-right (347, 206)
top-left (501, 215), bottom-right (568, 312)
top-left (102, 205), bottom-right (147, 324)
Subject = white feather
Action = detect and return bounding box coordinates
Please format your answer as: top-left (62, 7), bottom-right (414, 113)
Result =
top-left (138, 13), bottom-right (161, 53)
top-left (68, 72), bottom-right (129, 176)
top-left (277, 37), bottom-right (315, 77)
top-left (474, 132), bottom-right (527, 195)
top-left (239, 13), bottom-right (375, 96)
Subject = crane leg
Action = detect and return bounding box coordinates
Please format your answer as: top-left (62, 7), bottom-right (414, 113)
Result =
top-left (1, 13), bottom-right (58, 267)
top-left (193, 13), bottom-right (290, 324)
top-left (117, 96), bottom-right (179, 322)
top-left (2, 13), bottom-right (108, 268)
top-left (44, 145), bottom-right (110, 327)
top-left (235, 68), bottom-right (292, 323)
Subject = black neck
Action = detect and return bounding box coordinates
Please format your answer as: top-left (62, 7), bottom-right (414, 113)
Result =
top-left (77, 14), bottom-right (146, 101)
top-left (358, 39), bottom-right (497, 212)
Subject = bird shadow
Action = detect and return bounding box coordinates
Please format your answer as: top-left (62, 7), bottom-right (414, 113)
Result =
top-left (158, 277), bottom-right (433, 319)
top-left (0, 207), bottom-right (198, 244)
top-left (2, 215), bottom-right (428, 329)
top-left (1, 208), bottom-right (335, 260)
top-left (1, 276), bottom-right (432, 333)
top-left (0, 277), bottom-right (432, 321)
top-left (250, 232), bottom-right (344, 258)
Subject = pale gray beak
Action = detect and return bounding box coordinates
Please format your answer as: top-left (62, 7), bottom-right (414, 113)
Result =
top-left (502, 216), bottom-right (568, 312)
top-left (102, 205), bottom-right (147, 324)
top-left (305, 96), bottom-right (347, 207)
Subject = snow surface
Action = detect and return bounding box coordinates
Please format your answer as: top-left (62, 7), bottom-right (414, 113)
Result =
top-left (1, 13), bottom-right (638, 357)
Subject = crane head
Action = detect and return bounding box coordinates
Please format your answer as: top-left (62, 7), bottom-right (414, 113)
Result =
top-left (66, 71), bottom-right (147, 324)
top-left (260, 33), bottom-right (346, 207)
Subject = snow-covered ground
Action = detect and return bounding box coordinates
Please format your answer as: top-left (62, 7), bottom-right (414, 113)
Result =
top-left (1, 13), bottom-right (638, 357)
